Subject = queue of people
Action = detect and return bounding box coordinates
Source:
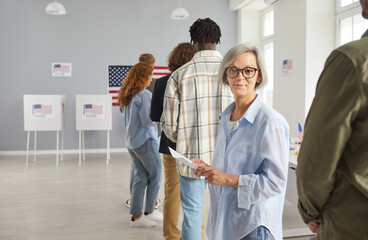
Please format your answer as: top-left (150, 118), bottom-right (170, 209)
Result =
top-left (150, 43), bottom-right (196, 239)
top-left (118, 1), bottom-right (368, 238)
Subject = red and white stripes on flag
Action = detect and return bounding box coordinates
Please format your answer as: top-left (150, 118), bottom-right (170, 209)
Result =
top-left (108, 65), bottom-right (170, 106)
top-left (152, 66), bottom-right (171, 79)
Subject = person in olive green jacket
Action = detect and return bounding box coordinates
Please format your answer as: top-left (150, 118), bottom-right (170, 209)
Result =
top-left (296, 1), bottom-right (368, 239)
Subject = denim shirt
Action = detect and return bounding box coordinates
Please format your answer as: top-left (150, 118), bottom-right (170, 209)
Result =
top-left (206, 96), bottom-right (289, 240)
top-left (122, 89), bottom-right (158, 150)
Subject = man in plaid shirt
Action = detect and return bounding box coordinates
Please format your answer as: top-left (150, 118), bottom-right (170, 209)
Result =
top-left (161, 18), bottom-right (233, 240)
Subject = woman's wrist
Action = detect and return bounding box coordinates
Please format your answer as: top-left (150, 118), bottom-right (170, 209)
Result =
top-left (225, 174), bottom-right (239, 189)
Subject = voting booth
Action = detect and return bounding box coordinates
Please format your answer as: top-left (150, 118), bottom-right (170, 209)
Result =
top-left (23, 95), bottom-right (66, 166)
top-left (76, 95), bottom-right (112, 165)
top-left (282, 146), bottom-right (311, 237)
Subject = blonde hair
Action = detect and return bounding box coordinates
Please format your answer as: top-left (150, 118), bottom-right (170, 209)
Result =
top-left (139, 53), bottom-right (155, 66)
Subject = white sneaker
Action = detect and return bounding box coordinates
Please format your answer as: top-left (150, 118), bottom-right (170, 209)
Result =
top-left (124, 199), bottom-right (131, 208)
top-left (130, 216), bottom-right (156, 228)
top-left (154, 198), bottom-right (162, 209)
top-left (145, 209), bottom-right (163, 221)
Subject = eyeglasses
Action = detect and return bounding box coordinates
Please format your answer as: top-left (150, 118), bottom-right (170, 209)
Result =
top-left (225, 66), bottom-right (260, 79)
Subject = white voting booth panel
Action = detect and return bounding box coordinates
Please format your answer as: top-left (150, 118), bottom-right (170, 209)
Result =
top-left (23, 95), bottom-right (66, 166)
top-left (282, 149), bottom-right (311, 238)
top-left (24, 95), bottom-right (65, 131)
top-left (76, 95), bottom-right (112, 165)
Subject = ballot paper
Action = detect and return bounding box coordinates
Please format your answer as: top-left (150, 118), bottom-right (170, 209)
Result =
top-left (169, 147), bottom-right (198, 170)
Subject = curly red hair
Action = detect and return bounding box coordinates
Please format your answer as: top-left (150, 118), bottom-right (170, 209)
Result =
top-left (118, 63), bottom-right (153, 108)
top-left (168, 43), bottom-right (196, 72)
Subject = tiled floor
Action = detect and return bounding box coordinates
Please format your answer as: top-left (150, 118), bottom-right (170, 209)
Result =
top-left (0, 153), bottom-right (313, 239)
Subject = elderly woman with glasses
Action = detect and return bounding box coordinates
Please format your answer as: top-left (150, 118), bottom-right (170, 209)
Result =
top-left (193, 44), bottom-right (289, 240)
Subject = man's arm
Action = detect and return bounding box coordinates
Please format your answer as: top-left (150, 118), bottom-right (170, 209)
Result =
top-left (150, 78), bottom-right (164, 122)
top-left (160, 73), bottom-right (180, 142)
top-left (296, 50), bottom-right (363, 223)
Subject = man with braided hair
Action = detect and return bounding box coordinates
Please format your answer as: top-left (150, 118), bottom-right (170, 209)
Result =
top-left (161, 18), bottom-right (233, 240)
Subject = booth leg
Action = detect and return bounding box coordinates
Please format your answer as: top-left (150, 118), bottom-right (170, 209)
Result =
top-left (106, 130), bottom-right (110, 164)
top-left (79, 130), bottom-right (81, 165)
top-left (82, 130), bottom-right (86, 161)
top-left (26, 131), bottom-right (30, 166)
top-left (56, 131), bottom-right (59, 166)
top-left (33, 131), bottom-right (37, 162)
top-left (61, 129), bottom-right (64, 161)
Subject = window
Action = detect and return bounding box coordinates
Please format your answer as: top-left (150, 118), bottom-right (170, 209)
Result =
top-left (262, 41), bottom-right (274, 107)
top-left (263, 10), bottom-right (274, 37)
top-left (260, 9), bottom-right (274, 107)
top-left (340, 0), bottom-right (359, 8)
top-left (336, 0), bottom-right (368, 46)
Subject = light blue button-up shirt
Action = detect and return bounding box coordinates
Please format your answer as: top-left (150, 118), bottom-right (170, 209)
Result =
top-left (206, 96), bottom-right (289, 240)
top-left (122, 89), bottom-right (158, 149)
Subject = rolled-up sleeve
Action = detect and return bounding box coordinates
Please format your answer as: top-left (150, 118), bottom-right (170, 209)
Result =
top-left (238, 174), bottom-right (255, 209)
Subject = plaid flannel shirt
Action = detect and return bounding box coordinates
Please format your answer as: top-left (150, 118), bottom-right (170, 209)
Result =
top-left (161, 50), bottom-right (233, 178)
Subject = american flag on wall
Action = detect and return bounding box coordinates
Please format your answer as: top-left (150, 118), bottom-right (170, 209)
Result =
top-left (108, 65), bottom-right (170, 106)
top-left (54, 64), bottom-right (70, 73)
top-left (282, 59), bottom-right (293, 74)
top-left (52, 63), bottom-right (72, 77)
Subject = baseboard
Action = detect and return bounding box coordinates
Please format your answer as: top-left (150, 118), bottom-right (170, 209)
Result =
top-left (0, 148), bottom-right (128, 156)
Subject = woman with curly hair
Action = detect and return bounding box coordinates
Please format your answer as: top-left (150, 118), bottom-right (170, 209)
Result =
top-left (118, 62), bottom-right (163, 228)
top-left (150, 42), bottom-right (196, 240)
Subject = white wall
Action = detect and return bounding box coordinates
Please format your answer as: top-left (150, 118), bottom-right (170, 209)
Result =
top-left (273, 0), bottom-right (335, 136)
top-left (305, 0), bottom-right (335, 117)
top-left (238, 8), bottom-right (262, 46)
top-left (0, 0), bottom-right (237, 151)
top-left (273, 0), bottom-right (308, 136)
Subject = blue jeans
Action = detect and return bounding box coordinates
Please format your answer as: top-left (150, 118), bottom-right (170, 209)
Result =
top-left (128, 138), bottom-right (162, 215)
top-left (179, 174), bottom-right (206, 240)
top-left (241, 226), bottom-right (275, 240)
top-left (129, 163), bottom-right (134, 195)
top-left (129, 136), bottom-right (162, 195)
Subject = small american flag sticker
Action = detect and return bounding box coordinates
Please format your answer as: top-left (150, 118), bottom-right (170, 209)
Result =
top-left (83, 103), bottom-right (105, 119)
top-left (282, 59), bottom-right (293, 75)
top-left (297, 122), bottom-right (303, 142)
top-left (31, 103), bottom-right (55, 119)
top-left (52, 63), bottom-right (72, 77)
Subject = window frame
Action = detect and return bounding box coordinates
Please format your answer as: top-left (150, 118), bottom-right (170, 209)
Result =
top-left (259, 7), bottom-right (274, 107)
top-left (336, 0), bottom-right (360, 12)
top-left (335, 0), bottom-right (364, 47)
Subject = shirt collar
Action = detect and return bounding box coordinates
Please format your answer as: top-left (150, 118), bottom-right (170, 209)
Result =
top-left (192, 50), bottom-right (222, 59)
top-left (219, 102), bottom-right (235, 121)
top-left (219, 95), bottom-right (263, 124)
